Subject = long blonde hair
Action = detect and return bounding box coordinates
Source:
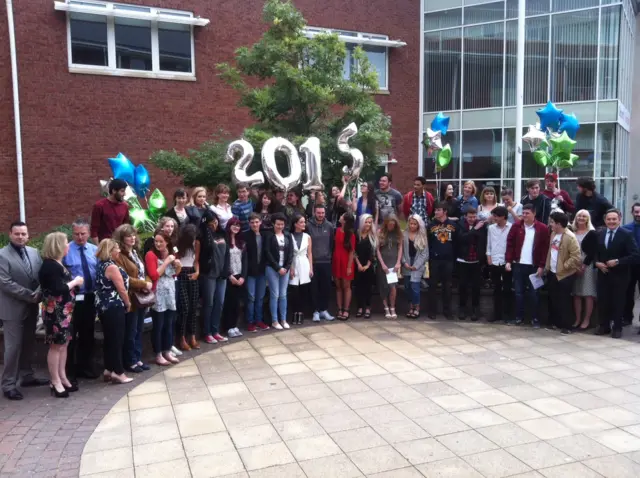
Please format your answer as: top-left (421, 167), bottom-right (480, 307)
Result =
top-left (358, 213), bottom-right (377, 249)
top-left (571, 209), bottom-right (595, 232)
top-left (190, 187), bottom-right (207, 207)
top-left (406, 214), bottom-right (428, 250)
top-left (378, 215), bottom-right (403, 248)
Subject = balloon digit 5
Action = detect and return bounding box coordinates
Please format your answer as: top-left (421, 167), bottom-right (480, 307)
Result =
top-left (337, 123), bottom-right (364, 181)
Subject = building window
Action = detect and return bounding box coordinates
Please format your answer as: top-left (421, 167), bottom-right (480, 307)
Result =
top-left (56, 0), bottom-right (209, 80)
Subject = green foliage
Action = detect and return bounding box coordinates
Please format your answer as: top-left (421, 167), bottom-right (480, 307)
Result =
top-left (151, 0), bottom-right (391, 191)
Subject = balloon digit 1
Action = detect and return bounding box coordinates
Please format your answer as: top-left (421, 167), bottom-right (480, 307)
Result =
top-left (300, 137), bottom-right (324, 192)
top-left (226, 140), bottom-right (265, 186)
top-left (337, 123), bottom-right (364, 181)
top-left (261, 137), bottom-right (302, 192)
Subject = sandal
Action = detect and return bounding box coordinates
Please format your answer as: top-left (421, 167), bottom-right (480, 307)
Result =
top-left (413, 309), bottom-right (421, 319)
top-left (384, 307), bottom-right (391, 319)
top-left (356, 309), bottom-right (363, 318)
top-left (406, 307), bottom-right (415, 318)
top-left (390, 308), bottom-right (398, 319)
top-left (364, 309), bottom-right (371, 319)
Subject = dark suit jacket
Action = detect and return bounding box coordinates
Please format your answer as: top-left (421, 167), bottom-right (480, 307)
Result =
top-left (595, 227), bottom-right (640, 277)
top-left (243, 231), bottom-right (267, 277)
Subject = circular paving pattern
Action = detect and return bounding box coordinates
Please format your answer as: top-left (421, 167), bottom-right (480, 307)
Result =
top-left (80, 320), bottom-right (640, 478)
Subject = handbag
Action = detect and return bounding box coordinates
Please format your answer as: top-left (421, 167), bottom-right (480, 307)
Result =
top-left (134, 290), bottom-right (156, 306)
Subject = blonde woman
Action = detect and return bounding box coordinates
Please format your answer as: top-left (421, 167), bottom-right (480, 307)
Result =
top-left (186, 186), bottom-right (209, 226)
top-left (39, 232), bottom-right (84, 397)
top-left (477, 187), bottom-right (498, 223)
top-left (455, 180), bottom-right (478, 218)
top-left (355, 214), bottom-right (376, 318)
top-left (376, 215), bottom-right (403, 319)
top-left (571, 209), bottom-right (598, 329)
top-left (211, 183), bottom-right (234, 229)
top-left (402, 215), bottom-right (429, 318)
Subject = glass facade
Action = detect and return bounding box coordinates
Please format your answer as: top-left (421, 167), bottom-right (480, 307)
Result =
top-left (422, 0), bottom-right (635, 209)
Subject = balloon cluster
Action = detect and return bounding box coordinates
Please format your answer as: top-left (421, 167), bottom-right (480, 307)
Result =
top-left (523, 101), bottom-right (580, 171)
top-left (423, 112), bottom-right (452, 172)
top-left (99, 153), bottom-right (167, 232)
top-left (225, 123), bottom-right (364, 193)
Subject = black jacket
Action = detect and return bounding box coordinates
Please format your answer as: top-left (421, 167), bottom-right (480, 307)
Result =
top-left (199, 228), bottom-right (229, 278)
top-left (185, 205), bottom-right (208, 227)
top-left (578, 229), bottom-right (598, 265)
top-left (521, 194), bottom-right (552, 225)
top-left (264, 233), bottom-right (293, 271)
top-left (243, 230), bottom-right (267, 277)
top-left (594, 227), bottom-right (640, 277)
top-left (456, 220), bottom-right (487, 263)
top-left (575, 192), bottom-right (613, 229)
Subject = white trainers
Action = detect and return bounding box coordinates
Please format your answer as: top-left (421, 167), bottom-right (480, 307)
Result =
top-left (282, 321), bottom-right (290, 329)
top-left (320, 310), bottom-right (335, 321)
top-left (228, 328), bottom-right (239, 338)
top-left (313, 312), bottom-right (321, 322)
top-left (171, 346), bottom-right (183, 356)
top-left (272, 322), bottom-right (283, 330)
top-left (234, 327), bottom-right (243, 336)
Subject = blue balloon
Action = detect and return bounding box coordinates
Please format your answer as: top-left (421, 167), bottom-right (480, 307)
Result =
top-left (108, 153), bottom-right (135, 184)
top-left (536, 101), bottom-right (564, 131)
top-left (430, 112), bottom-right (451, 136)
top-left (558, 113), bottom-right (580, 140)
top-left (133, 164), bottom-right (150, 198)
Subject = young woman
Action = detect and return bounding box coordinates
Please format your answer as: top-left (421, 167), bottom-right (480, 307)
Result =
top-left (352, 181), bottom-right (379, 228)
top-left (186, 186), bottom-right (209, 227)
top-left (571, 209), bottom-right (598, 330)
top-left (265, 213), bottom-right (293, 329)
top-left (456, 181), bottom-right (479, 217)
top-left (477, 187), bottom-right (498, 223)
top-left (145, 232), bottom-right (182, 366)
top-left (402, 215), bottom-right (429, 318)
top-left (377, 215), bottom-right (403, 319)
top-left (442, 183), bottom-right (459, 219)
top-left (199, 209), bottom-right (230, 344)
top-left (254, 191), bottom-right (276, 233)
top-left (222, 217), bottom-right (247, 338)
top-left (499, 188), bottom-right (523, 224)
top-left (333, 212), bottom-right (356, 320)
top-left (143, 217), bottom-right (179, 258)
top-left (329, 179), bottom-right (349, 226)
top-left (211, 183), bottom-right (234, 230)
top-left (165, 189), bottom-right (191, 229)
top-left (244, 213), bottom-right (269, 332)
top-left (285, 190), bottom-right (306, 227)
top-left (176, 224), bottom-right (200, 350)
top-left (289, 214), bottom-right (313, 325)
top-left (354, 213), bottom-right (376, 319)
top-left (39, 232), bottom-right (82, 397)
top-left (113, 225), bottom-right (153, 374)
top-left (94, 239), bottom-right (132, 384)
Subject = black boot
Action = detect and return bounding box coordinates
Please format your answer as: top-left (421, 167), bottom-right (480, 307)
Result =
top-left (298, 313), bottom-right (304, 325)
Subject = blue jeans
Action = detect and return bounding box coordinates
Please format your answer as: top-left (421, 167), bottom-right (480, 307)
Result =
top-left (201, 276), bottom-right (227, 335)
top-left (124, 308), bottom-right (147, 367)
top-left (151, 309), bottom-right (175, 354)
top-left (266, 267), bottom-right (288, 323)
top-left (513, 263), bottom-right (539, 321)
top-left (404, 277), bottom-right (421, 306)
top-left (246, 275), bottom-right (267, 325)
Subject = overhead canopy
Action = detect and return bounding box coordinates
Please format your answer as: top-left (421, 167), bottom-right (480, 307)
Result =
top-left (304, 30), bottom-right (406, 48)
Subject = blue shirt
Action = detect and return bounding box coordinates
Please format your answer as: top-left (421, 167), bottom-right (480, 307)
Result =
top-left (623, 222), bottom-right (640, 248)
top-left (232, 199), bottom-right (254, 232)
top-left (457, 195), bottom-right (479, 216)
top-left (63, 241), bottom-right (98, 293)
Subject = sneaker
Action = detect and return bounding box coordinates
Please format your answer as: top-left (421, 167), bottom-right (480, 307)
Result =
top-left (234, 327), bottom-right (243, 337)
top-left (213, 334), bottom-right (228, 342)
top-left (320, 310), bottom-right (335, 321)
top-left (171, 346), bottom-right (183, 356)
top-left (282, 321), bottom-right (290, 329)
top-left (313, 312), bottom-right (321, 322)
top-left (205, 335), bottom-right (217, 344)
top-left (227, 329), bottom-right (239, 338)
top-left (256, 322), bottom-right (270, 331)
top-left (247, 324), bottom-right (257, 333)
top-left (560, 328), bottom-right (571, 335)
top-left (272, 322), bottom-right (283, 330)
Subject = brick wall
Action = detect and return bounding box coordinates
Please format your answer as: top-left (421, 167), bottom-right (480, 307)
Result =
top-left (0, 0), bottom-right (419, 234)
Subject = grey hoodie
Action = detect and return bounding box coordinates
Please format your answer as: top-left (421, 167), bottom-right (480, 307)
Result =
top-left (307, 218), bottom-right (335, 263)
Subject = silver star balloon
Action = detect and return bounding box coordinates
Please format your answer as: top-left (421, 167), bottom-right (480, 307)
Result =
top-left (426, 128), bottom-right (443, 152)
top-left (522, 125), bottom-right (547, 151)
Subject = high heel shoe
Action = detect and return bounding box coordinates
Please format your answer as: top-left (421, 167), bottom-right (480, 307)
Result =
top-left (179, 336), bottom-right (191, 352)
top-left (103, 370), bottom-right (112, 383)
top-left (189, 336), bottom-right (200, 350)
top-left (49, 384), bottom-right (69, 398)
top-left (110, 373), bottom-right (133, 384)
top-left (63, 383), bottom-right (79, 392)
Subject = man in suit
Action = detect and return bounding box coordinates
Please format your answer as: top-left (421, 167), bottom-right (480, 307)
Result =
top-left (0, 221), bottom-right (48, 400)
top-left (595, 209), bottom-right (640, 338)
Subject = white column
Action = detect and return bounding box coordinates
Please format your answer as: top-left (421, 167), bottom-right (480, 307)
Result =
top-left (418, 0), bottom-right (425, 176)
top-left (514, 0), bottom-right (525, 200)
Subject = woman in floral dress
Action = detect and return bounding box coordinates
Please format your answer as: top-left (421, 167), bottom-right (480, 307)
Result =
top-left (39, 232), bottom-right (84, 397)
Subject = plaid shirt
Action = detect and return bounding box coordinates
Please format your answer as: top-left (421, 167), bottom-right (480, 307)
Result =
top-left (411, 193), bottom-right (428, 223)
top-left (465, 222), bottom-right (478, 262)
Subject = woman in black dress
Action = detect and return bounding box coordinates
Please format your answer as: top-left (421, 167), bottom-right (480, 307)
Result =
top-left (354, 213), bottom-right (377, 318)
top-left (39, 232), bottom-right (84, 397)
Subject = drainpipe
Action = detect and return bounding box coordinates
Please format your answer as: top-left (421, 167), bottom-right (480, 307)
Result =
top-left (6, 0), bottom-right (26, 221)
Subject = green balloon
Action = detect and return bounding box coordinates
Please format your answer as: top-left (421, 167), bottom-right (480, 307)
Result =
top-left (533, 150), bottom-right (550, 167)
top-left (554, 152), bottom-right (580, 170)
top-left (148, 189), bottom-right (167, 220)
top-left (436, 144), bottom-right (452, 170)
top-left (549, 131), bottom-right (577, 156)
top-left (129, 207), bottom-right (155, 233)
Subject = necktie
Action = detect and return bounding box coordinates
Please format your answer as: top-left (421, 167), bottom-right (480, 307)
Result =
top-left (80, 246), bottom-right (93, 292)
top-left (607, 230), bottom-right (614, 249)
top-left (19, 247), bottom-right (32, 276)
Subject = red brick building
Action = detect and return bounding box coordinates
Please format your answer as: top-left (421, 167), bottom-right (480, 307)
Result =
top-left (0, 0), bottom-right (419, 233)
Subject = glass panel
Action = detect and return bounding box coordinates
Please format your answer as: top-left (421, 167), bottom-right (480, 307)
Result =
top-left (597, 179), bottom-right (615, 206)
top-left (566, 123), bottom-right (595, 177)
top-left (552, 0), bottom-right (599, 12)
top-left (599, 6), bottom-right (621, 100)
top-left (69, 12), bottom-right (108, 67)
top-left (461, 129), bottom-right (503, 178)
top-left (463, 23), bottom-right (504, 109)
top-left (158, 22), bottom-right (192, 73)
top-left (505, 17), bottom-right (549, 106)
top-left (114, 4), bottom-right (151, 12)
top-left (504, 128), bottom-right (545, 180)
top-left (424, 8), bottom-right (462, 30)
top-left (596, 123), bottom-right (616, 177)
top-left (506, 0), bottom-right (550, 17)
top-left (343, 44), bottom-right (354, 79)
top-left (363, 45), bottom-right (387, 89)
top-left (463, 1), bottom-right (504, 24)
top-left (424, 29), bottom-right (462, 112)
top-left (423, 130), bottom-right (460, 181)
top-left (550, 9), bottom-right (598, 102)
top-left (115, 17), bottom-right (152, 71)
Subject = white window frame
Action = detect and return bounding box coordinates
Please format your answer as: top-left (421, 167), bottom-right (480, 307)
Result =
top-left (304, 27), bottom-right (406, 92)
top-left (55, 0), bottom-right (209, 81)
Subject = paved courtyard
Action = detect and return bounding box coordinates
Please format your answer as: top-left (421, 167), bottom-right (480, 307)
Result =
top-left (75, 320), bottom-right (640, 478)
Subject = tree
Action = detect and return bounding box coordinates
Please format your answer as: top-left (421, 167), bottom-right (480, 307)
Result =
top-left (151, 0), bottom-right (392, 191)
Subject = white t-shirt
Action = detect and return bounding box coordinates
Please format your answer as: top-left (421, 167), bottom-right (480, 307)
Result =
top-left (550, 233), bottom-right (563, 273)
top-left (276, 234), bottom-right (285, 267)
top-left (519, 223), bottom-right (536, 265)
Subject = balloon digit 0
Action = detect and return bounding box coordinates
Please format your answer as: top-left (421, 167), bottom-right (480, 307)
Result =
top-left (261, 137), bottom-right (302, 192)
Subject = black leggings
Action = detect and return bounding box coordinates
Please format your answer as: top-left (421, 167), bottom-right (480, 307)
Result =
top-left (222, 279), bottom-right (244, 332)
top-left (177, 267), bottom-right (199, 336)
top-left (289, 283), bottom-right (311, 315)
top-left (355, 268), bottom-right (375, 309)
top-left (100, 306), bottom-right (126, 375)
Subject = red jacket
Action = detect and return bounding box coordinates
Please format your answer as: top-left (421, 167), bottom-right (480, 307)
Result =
top-left (403, 191), bottom-right (434, 219)
top-left (542, 189), bottom-right (575, 214)
top-left (505, 220), bottom-right (550, 268)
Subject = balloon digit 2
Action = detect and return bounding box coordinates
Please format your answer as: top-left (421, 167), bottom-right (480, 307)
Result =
top-left (226, 140), bottom-right (265, 186)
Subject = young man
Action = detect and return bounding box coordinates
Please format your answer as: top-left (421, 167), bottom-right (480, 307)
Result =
top-left (307, 204), bottom-right (335, 322)
top-left (542, 173), bottom-right (575, 215)
top-left (623, 202), bottom-right (640, 327)
top-left (456, 207), bottom-right (486, 321)
top-left (427, 202), bottom-right (459, 320)
top-left (486, 206), bottom-right (513, 322)
top-left (90, 178), bottom-right (130, 245)
top-left (594, 209), bottom-right (640, 338)
top-left (232, 183), bottom-right (254, 233)
top-left (505, 203), bottom-right (550, 328)
top-left (243, 213), bottom-right (270, 332)
top-left (575, 177), bottom-right (614, 229)
top-left (375, 173), bottom-right (403, 222)
top-left (403, 176), bottom-right (434, 224)
top-left (521, 179), bottom-right (552, 225)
